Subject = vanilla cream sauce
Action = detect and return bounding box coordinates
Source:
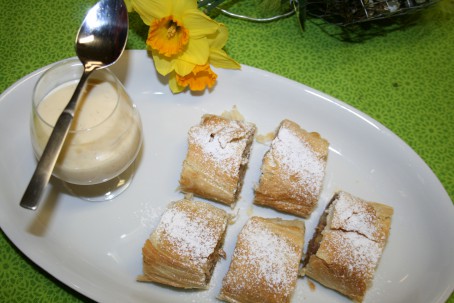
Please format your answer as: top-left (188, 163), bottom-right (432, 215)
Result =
top-left (32, 80), bottom-right (142, 185)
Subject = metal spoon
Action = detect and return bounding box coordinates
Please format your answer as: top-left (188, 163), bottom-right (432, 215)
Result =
top-left (20, 0), bottom-right (128, 210)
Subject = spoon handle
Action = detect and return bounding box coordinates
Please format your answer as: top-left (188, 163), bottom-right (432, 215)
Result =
top-left (20, 69), bottom-right (92, 210)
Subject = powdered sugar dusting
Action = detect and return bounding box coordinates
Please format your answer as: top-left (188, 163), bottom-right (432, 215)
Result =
top-left (331, 192), bottom-right (385, 242)
top-left (188, 116), bottom-right (253, 177)
top-left (155, 201), bottom-right (227, 265)
top-left (322, 230), bottom-right (382, 280)
top-left (224, 218), bottom-right (302, 298)
top-left (271, 125), bottom-right (325, 198)
top-left (314, 192), bottom-right (392, 286)
top-left (133, 201), bottom-right (164, 229)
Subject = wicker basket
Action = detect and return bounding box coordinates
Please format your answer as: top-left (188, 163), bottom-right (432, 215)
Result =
top-left (305, 0), bottom-right (440, 25)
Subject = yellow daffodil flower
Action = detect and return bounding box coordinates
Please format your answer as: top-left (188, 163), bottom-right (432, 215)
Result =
top-left (169, 24), bottom-right (241, 93)
top-left (130, 0), bottom-right (219, 73)
top-left (128, 0), bottom-right (240, 93)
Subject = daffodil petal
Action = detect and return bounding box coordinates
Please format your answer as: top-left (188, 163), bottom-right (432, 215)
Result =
top-left (183, 10), bottom-right (219, 38)
top-left (208, 23), bottom-right (228, 49)
top-left (175, 59), bottom-right (196, 77)
top-left (176, 65), bottom-right (217, 91)
top-left (179, 37), bottom-right (210, 65)
top-left (131, 0), bottom-right (169, 24)
top-left (124, 0), bottom-right (133, 12)
top-left (169, 72), bottom-right (186, 93)
top-left (172, 0), bottom-right (198, 17)
top-left (151, 50), bottom-right (175, 76)
top-left (209, 49), bottom-right (241, 69)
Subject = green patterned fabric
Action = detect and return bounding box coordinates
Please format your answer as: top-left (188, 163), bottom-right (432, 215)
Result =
top-left (0, 0), bottom-right (452, 302)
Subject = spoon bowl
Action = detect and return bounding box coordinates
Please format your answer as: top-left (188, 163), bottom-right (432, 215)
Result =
top-left (76, 0), bottom-right (128, 70)
top-left (20, 0), bottom-right (128, 210)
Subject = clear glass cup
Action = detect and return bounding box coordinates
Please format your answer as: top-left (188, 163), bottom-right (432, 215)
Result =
top-left (31, 58), bottom-right (143, 201)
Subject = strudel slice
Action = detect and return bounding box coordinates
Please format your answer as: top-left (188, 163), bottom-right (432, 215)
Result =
top-left (254, 119), bottom-right (329, 217)
top-left (179, 113), bottom-right (256, 206)
top-left (138, 198), bottom-right (229, 289)
top-left (219, 217), bottom-right (305, 303)
top-left (304, 191), bottom-right (394, 302)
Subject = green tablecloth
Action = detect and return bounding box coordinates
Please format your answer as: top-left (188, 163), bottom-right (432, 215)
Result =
top-left (1, 0), bottom-right (453, 302)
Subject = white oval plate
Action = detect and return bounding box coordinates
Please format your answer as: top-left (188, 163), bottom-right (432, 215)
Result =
top-left (1, 50), bottom-right (453, 303)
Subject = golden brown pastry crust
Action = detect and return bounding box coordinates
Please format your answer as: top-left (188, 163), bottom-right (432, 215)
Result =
top-left (254, 119), bottom-right (329, 217)
top-left (304, 191), bottom-right (393, 302)
top-left (138, 198), bottom-right (229, 289)
top-left (179, 114), bottom-right (256, 206)
top-left (219, 217), bottom-right (305, 303)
